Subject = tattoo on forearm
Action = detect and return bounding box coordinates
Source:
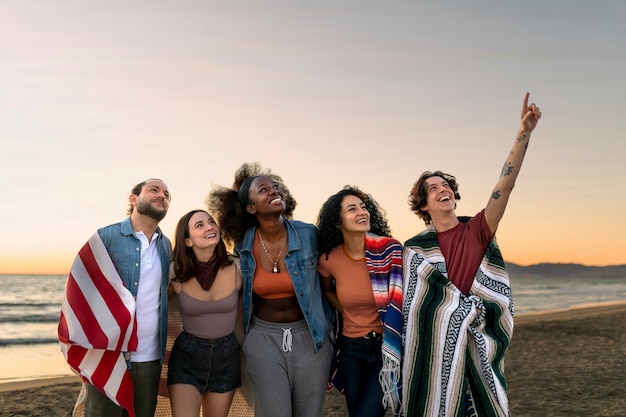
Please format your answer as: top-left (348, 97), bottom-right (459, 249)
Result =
top-left (492, 190), bottom-right (501, 200)
top-left (501, 162), bottom-right (514, 177)
top-left (517, 133), bottom-right (528, 143)
top-left (523, 142), bottom-right (529, 156)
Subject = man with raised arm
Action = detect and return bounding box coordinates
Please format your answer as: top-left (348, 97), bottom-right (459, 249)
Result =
top-left (402, 93), bottom-right (541, 417)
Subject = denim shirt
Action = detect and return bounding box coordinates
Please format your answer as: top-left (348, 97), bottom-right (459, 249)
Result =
top-left (236, 219), bottom-right (333, 352)
top-left (97, 217), bottom-right (172, 363)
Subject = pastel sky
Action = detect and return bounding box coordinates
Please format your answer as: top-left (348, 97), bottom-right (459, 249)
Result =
top-left (1, 1), bottom-right (625, 274)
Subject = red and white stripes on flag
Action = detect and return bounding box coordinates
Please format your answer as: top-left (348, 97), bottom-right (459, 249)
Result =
top-left (58, 232), bottom-right (138, 417)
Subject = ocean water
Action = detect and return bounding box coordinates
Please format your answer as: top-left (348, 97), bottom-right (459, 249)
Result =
top-left (0, 274), bottom-right (71, 384)
top-left (1, 273), bottom-right (625, 384)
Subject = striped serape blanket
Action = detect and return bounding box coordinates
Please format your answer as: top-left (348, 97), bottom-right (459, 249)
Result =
top-left (58, 232), bottom-right (138, 417)
top-left (364, 234), bottom-right (404, 414)
top-left (402, 225), bottom-right (514, 417)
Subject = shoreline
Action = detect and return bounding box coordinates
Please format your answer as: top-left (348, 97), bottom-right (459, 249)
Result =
top-left (2, 300), bottom-right (624, 394)
top-left (0, 376), bottom-right (79, 393)
top-left (0, 300), bottom-right (626, 392)
top-left (514, 298), bottom-right (626, 321)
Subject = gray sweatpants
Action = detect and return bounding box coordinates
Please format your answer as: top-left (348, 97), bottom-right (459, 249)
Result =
top-left (243, 316), bottom-right (331, 417)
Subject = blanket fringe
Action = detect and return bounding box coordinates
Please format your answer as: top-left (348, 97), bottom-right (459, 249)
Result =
top-left (379, 353), bottom-right (402, 415)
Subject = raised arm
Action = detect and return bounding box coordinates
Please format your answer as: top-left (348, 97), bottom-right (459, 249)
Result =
top-left (484, 92), bottom-right (542, 234)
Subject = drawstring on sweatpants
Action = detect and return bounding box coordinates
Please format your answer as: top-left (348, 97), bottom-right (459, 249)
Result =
top-left (282, 327), bottom-right (292, 352)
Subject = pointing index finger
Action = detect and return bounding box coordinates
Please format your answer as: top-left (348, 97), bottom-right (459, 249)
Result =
top-left (521, 92), bottom-right (530, 118)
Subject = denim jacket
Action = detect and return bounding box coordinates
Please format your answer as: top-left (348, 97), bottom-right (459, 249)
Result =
top-left (236, 219), bottom-right (333, 351)
top-left (97, 217), bottom-right (172, 362)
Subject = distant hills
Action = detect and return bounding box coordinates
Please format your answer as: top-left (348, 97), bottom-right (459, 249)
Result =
top-left (505, 262), bottom-right (626, 279)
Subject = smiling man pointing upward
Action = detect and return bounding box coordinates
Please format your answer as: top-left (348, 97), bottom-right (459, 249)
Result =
top-left (402, 93), bottom-right (541, 417)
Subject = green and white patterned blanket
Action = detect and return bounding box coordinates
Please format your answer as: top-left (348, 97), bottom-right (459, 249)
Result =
top-left (402, 225), bottom-right (513, 417)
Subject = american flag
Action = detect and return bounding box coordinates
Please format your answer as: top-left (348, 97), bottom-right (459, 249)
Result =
top-left (58, 232), bottom-right (138, 417)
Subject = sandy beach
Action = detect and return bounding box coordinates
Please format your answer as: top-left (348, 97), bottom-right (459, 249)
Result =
top-left (2, 301), bottom-right (625, 417)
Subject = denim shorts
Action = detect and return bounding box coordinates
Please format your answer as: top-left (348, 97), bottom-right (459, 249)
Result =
top-left (167, 330), bottom-right (241, 393)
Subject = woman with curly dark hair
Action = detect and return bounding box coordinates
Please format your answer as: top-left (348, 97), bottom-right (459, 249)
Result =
top-left (206, 163), bottom-right (332, 417)
top-left (316, 186), bottom-right (403, 417)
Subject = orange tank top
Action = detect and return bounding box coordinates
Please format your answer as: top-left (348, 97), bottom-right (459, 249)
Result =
top-left (253, 233), bottom-right (295, 299)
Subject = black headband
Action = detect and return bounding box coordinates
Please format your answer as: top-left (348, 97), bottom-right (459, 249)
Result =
top-left (237, 176), bottom-right (259, 208)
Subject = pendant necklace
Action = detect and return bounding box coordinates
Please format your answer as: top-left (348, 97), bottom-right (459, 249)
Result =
top-left (258, 229), bottom-right (287, 273)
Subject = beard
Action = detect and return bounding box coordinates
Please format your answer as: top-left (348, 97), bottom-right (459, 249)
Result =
top-left (136, 198), bottom-right (167, 221)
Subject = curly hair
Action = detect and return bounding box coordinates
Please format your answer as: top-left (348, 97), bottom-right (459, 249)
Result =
top-left (171, 210), bottom-right (232, 282)
top-left (408, 170), bottom-right (461, 225)
top-left (316, 185), bottom-right (391, 258)
top-left (206, 162), bottom-right (297, 246)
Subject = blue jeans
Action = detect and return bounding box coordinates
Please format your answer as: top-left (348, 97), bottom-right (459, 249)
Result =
top-left (338, 335), bottom-right (386, 417)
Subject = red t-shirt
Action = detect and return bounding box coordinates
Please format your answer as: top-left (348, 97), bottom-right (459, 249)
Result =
top-left (437, 210), bottom-right (493, 295)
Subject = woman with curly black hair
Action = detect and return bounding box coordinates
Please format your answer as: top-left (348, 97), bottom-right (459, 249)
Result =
top-left (206, 162), bottom-right (332, 417)
top-left (316, 186), bottom-right (403, 417)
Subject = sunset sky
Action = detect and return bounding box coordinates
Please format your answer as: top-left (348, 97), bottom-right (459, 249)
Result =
top-left (1, 1), bottom-right (625, 274)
